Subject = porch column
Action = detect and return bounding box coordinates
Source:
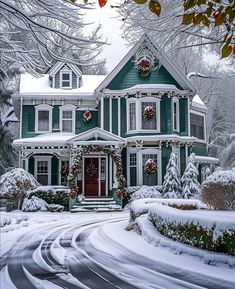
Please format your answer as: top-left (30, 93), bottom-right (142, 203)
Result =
top-left (109, 156), bottom-right (113, 190)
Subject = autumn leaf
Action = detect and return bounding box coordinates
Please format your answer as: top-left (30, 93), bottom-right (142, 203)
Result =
top-left (98, 0), bottom-right (107, 8)
top-left (182, 12), bottom-right (195, 25)
top-left (149, 0), bottom-right (161, 16)
top-left (221, 43), bottom-right (232, 59)
top-left (134, 0), bottom-right (148, 4)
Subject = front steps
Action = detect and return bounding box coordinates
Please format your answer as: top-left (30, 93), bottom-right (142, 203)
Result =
top-left (71, 197), bottom-right (122, 212)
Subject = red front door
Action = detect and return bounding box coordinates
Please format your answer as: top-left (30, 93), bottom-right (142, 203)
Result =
top-left (84, 158), bottom-right (99, 196)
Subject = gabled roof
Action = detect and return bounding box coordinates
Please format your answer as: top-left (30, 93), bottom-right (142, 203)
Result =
top-left (48, 62), bottom-right (82, 77)
top-left (68, 127), bottom-right (126, 144)
top-left (95, 34), bottom-right (197, 96)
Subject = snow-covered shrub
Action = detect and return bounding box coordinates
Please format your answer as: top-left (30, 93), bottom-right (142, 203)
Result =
top-left (0, 212), bottom-right (12, 227)
top-left (22, 196), bottom-right (48, 212)
top-left (162, 152), bottom-right (182, 198)
top-left (22, 196), bottom-right (64, 212)
top-left (0, 168), bottom-right (39, 209)
top-left (148, 204), bottom-right (235, 255)
top-left (27, 186), bottom-right (70, 210)
top-left (181, 153), bottom-right (200, 199)
top-left (201, 169), bottom-right (235, 210)
top-left (130, 186), bottom-right (162, 201)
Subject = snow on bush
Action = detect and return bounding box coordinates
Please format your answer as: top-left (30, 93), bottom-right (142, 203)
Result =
top-left (22, 196), bottom-right (64, 212)
top-left (27, 186), bottom-right (70, 210)
top-left (201, 169), bottom-right (235, 210)
top-left (0, 168), bottom-right (39, 209)
top-left (129, 198), bottom-right (205, 222)
top-left (181, 153), bottom-right (200, 199)
top-left (162, 152), bottom-right (182, 198)
top-left (130, 186), bottom-right (162, 201)
top-left (148, 204), bottom-right (235, 255)
top-left (0, 212), bottom-right (12, 227)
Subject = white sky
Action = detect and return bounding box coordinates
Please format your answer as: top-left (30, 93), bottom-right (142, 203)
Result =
top-left (82, 3), bottom-right (130, 72)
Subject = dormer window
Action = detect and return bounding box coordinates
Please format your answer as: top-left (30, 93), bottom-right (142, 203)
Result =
top-left (61, 71), bottom-right (72, 89)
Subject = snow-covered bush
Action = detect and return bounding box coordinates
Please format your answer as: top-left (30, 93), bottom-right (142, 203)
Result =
top-left (0, 168), bottom-right (39, 209)
top-left (22, 196), bottom-right (64, 212)
top-left (130, 186), bottom-right (162, 201)
top-left (0, 212), bottom-right (12, 227)
top-left (181, 153), bottom-right (200, 199)
top-left (162, 152), bottom-right (182, 198)
top-left (201, 169), bottom-right (235, 210)
top-left (27, 186), bottom-right (70, 210)
top-left (148, 204), bottom-right (235, 255)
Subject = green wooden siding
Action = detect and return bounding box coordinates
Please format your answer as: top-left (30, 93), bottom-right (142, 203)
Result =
top-left (75, 111), bottom-right (98, 134)
top-left (179, 98), bottom-right (188, 135)
top-left (160, 95), bottom-right (172, 134)
top-left (103, 98), bottom-right (110, 131)
top-left (112, 99), bottom-right (118, 135)
top-left (191, 142), bottom-right (207, 156)
top-left (121, 98), bottom-right (127, 137)
top-left (22, 106), bottom-right (36, 138)
top-left (51, 156), bottom-right (59, 185)
top-left (52, 106), bottom-right (60, 131)
top-left (107, 59), bottom-right (182, 90)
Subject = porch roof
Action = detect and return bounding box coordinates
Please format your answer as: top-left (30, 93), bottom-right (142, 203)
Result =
top-left (194, 156), bottom-right (219, 164)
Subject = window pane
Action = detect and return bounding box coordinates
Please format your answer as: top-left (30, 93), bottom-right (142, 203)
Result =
top-left (62, 120), bottom-right (72, 132)
top-left (62, 73), bottom-right (70, 80)
top-left (129, 102), bottom-right (136, 130)
top-left (130, 167), bottom-right (137, 186)
top-left (38, 111), bottom-right (49, 131)
top-left (62, 111), bottom-right (72, 119)
top-left (130, 153), bottom-right (137, 166)
top-left (141, 102), bottom-right (157, 130)
top-left (37, 160), bottom-right (48, 185)
top-left (190, 114), bottom-right (204, 140)
top-left (62, 81), bottom-right (70, 87)
top-left (142, 154), bottom-right (158, 185)
top-left (173, 102), bottom-right (177, 131)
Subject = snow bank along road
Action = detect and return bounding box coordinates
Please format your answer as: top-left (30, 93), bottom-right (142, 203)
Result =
top-left (0, 212), bottom-right (234, 289)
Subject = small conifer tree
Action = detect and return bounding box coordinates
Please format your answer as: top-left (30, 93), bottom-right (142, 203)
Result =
top-left (162, 152), bottom-right (182, 198)
top-left (181, 153), bottom-right (200, 199)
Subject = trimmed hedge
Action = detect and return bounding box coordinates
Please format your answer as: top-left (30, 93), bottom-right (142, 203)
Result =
top-left (148, 204), bottom-right (235, 256)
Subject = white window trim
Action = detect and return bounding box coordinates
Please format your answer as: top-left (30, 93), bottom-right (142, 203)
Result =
top-left (59, 104), bottom-right (76, 133)
top-left (172, 97), bottom-right (180, 132)
top-left (127, 147), bottom-right (162, 186)
top-left (190, 109), bottom-right (206, 143)
top-left (34, 156), bottom-right (53, 185)
top-left (127, 97), bottom-right (161, 134)
top-left (60, 70), bottom-right (72, 89)
top-left (35, 104), bottom-right (53, 134)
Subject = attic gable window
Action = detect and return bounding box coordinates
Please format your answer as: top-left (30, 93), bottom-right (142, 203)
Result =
top-left (60, 71), bottom-right (72, 89)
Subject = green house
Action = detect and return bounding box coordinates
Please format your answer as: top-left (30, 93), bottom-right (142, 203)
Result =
top-left (13, 35), bottom-right (217, 205)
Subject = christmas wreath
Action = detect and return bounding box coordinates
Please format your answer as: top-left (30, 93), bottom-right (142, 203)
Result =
top-left (138, 57), bottom-right (150, 76)
top-left (143, 106), bottom-right (155, 120)
top-left (86, 161), bottom-right (98, 176)
top-left (83, 110), bottom-right (92, 123)
top-left (144, 159), bottom-right (157, 175)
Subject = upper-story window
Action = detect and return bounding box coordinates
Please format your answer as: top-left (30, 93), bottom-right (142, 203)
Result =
top-left (173, 97), bottom-right (179, 132)
top-left (35, 104), bottom-right (53, 133)
top-left (127, 97), bottom-right (160, 133)
top-left (59, 104), bottom-right (76, 133)
top-left (60, 70), bottom-right (72, 89)
top-left (190, 111), bottom-right (205, 140)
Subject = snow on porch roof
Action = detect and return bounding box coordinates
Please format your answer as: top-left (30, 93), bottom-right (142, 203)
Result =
top-left (19, 74), bottom-right (106, 96)
top-left (194, 156), bottom-right (219, 164)
top-left (13, 133), bottom-right (76, 147)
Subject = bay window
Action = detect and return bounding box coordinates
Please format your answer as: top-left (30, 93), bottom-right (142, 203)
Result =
top-left (190, 112), bottom-right (205, 140)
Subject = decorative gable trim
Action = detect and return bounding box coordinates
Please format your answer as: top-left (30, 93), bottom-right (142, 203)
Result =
top-left (68, 127), bottom-right (126, 143)
top-left (95, 35), bottom-right (197, 97)
top-left (49, 62), bottom-right (82, 78)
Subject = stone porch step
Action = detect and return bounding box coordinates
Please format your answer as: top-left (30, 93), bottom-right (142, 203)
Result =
top-left (71, 197), bottom-right (122, 212)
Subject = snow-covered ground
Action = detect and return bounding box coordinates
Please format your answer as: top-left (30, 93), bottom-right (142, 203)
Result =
top-left (1, 211), bottom-right (235, 289)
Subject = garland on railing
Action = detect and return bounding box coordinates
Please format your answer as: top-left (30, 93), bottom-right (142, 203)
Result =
top-left (67, 145), bottom-right (126, 199)
top-left (144, 159), bottom-right (157, 175)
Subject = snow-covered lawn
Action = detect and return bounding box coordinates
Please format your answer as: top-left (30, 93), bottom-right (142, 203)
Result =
top-left (1, 210), bottom-right (235, 289)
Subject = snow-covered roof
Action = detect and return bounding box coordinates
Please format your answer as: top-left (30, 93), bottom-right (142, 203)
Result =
top-left (126, 134), bottom-right (195, 143)
top-left (13, 133), bottom-right (76, 147)
top-left (19, 74), bottom-right (106, 97)
top-left (192, 94), bottom-right (207, 110)
top-left (194, 156), bottom-right (219, 164)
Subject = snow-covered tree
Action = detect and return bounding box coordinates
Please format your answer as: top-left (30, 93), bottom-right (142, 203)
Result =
top-left (162, 152), bottom-right (182, 198)
top-left (0, 0), bottom-right (106, 75)
top-left (0, 168), bottom-right (39, 209)
top-left (181, 153), bottom-right (200, 199)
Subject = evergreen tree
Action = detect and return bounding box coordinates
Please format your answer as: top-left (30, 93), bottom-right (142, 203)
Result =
top-left (162, 152), bottom-right (182, 198)
top-left (181, 153), bottom-right (200, 199)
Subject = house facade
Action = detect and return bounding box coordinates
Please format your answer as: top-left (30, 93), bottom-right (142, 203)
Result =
top-left (13, 35), bottom-right (215, 202)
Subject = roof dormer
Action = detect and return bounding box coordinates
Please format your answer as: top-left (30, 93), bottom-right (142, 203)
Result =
top-left (48, 62), bottom-right (82, 89)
